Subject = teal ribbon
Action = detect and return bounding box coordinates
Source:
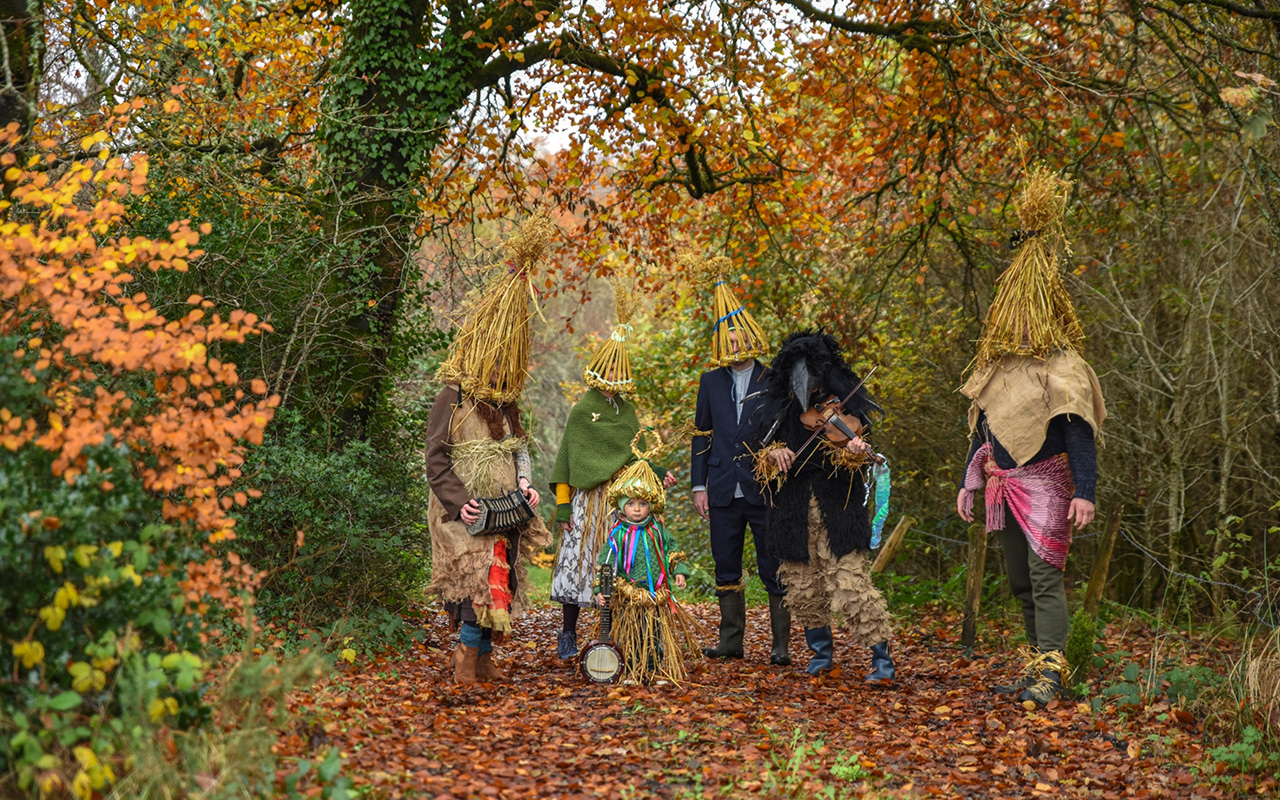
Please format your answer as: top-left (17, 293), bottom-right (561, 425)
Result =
top-left (869, 460), bottom-right (891, 548)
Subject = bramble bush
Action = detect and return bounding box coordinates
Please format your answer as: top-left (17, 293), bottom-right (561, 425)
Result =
top-left (0, 117), bottom-right (287, 797)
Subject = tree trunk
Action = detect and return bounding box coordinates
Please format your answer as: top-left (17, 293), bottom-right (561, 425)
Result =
top-left (0, 0), bottom-right (43, 206)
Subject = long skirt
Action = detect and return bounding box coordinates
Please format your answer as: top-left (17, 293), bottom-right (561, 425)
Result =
top-left (550, 483), bottom-right (613, 607)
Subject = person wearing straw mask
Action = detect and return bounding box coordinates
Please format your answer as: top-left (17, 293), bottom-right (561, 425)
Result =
top-left (426, 216), bottom-right (554, 685)
top-left (956, 167), bottom-right (1107, 707)
top-left (549, 277), bottom-right (677, 661)
top-left (687, 256), bottom-right (792, 666)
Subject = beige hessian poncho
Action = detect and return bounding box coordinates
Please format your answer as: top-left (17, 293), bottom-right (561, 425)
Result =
top-left (961, 351), bottom-right (1107, 466)
top-left (427, 395), bottom-right (551, 632)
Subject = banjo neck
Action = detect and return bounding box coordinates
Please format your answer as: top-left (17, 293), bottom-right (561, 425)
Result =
top-left (598, 563), bottom-right (614, 643)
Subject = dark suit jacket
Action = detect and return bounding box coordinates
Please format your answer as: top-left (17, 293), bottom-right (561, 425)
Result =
top-left (690, 362), bottom-right (769, 508)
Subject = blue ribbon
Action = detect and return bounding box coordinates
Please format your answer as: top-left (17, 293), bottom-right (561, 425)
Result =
top-left (714, 307), bottom-right (744, 328)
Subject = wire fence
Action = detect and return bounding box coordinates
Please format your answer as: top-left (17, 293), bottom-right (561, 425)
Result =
top-left (888, 517), bottom-right (1278, 628)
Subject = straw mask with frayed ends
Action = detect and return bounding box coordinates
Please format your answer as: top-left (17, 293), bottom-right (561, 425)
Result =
top-left (608, 429), bottom-right (666, 514)
top-left (583, 274), bottom-right (638, 395)
top-left (682, 252), bottom-right (769, 368)
top-left (974, 167), bottom-right (1085, 369)
top-left (437, 215), bottom-right (555, 404)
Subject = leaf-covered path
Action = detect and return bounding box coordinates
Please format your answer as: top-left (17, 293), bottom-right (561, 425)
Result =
top-left (279, 606), bottom-right (1250, 799)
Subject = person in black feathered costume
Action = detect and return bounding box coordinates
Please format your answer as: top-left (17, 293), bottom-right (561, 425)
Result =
top-left (751, 331), bottom-right (898, 683)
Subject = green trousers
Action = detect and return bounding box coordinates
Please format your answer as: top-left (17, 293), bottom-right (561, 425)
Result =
top-left (998, 509), bottom-right (1069, 652)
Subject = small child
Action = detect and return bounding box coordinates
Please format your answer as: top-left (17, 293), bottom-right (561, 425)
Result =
top-left (596, 443), bottom-right (701, 685)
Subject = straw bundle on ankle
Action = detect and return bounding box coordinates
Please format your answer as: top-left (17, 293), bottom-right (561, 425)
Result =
top-left (437, 216), bottom-right (554, 403)
top-left (583, 273), bottom-right (638, 395)
top-left (974, 168), bottom-right (1084, 368)
top-left (681, 251), bottom-right (769, 368)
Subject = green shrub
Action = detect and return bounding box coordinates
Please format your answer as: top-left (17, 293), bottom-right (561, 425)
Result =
top-left (228, 410), bottom-right (431, 647)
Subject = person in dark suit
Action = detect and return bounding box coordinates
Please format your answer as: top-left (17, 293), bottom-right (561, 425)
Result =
top-left (691, 325), bottom-right (791, 665)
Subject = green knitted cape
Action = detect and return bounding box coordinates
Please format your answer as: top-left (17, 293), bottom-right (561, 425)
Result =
top-left (549, 389), bottom-right (640, 492)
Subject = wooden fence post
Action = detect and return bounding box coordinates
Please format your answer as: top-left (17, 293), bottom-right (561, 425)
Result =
top-left (961, 523), bottom-right (988, 654)
top-left (871, 516), bottom-right (914, 574)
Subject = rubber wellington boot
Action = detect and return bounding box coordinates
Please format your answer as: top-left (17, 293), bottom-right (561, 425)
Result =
top-left (768, 593), bottom-right (792, 666)
top-left (865, 641), bottom-right (895, 685)
top-left (804, 627), bottom-right (834, 675)
top-left (703, 591), bottom-right (746, 659)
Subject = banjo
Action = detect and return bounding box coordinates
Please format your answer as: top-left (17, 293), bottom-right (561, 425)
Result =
top-left (579, 563), bottom-right (625, 684)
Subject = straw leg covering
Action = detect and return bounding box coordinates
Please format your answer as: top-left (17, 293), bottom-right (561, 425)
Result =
top-left (612, 583), bottom-right (704, 685)
top-left (778, 500), bottom-right (893, 646)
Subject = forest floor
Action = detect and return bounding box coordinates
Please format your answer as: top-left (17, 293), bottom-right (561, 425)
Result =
top-left (277, 600), bottom-right (1270, 799)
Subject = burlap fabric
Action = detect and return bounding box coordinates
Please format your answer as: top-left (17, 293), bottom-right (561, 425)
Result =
top-left (778, 499), bottom-right (892, 644)
top-left (962, 351), bottom-right (1106, 466)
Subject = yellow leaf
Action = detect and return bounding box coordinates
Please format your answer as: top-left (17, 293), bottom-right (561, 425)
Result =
top-left (71, 770), bottom-right (92, 800)
top-left (39, 605), bottom-right (65, 631)
top-left (12, 640), bottom-right (45, 668)
top-left (341, 648), bottom-right (357, 663)
top-left (73, 746), bottom-right (98, 769)
top-left (148, 698), bottom-right (168, 722)
top-left (43, 545), bottom-right (65, 573)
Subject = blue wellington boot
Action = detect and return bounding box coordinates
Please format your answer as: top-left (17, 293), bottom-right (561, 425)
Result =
top-left (865, 641), bottom-right (896, 685)
top-left (804, 627), bottom-right (834, 675)
top-left (557, 630), bottom-right (578, 660)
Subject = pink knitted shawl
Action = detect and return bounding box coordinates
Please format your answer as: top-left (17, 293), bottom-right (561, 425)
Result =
top-left (962, 443), bottom-right (1074, 570)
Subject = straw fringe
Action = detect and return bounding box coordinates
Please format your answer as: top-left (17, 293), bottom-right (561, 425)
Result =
top-left (608, 429), bottom-right (666, 512)
top-left (681, 250), bottom-right (769, 367)
top-left (612, 581), bottom-right (704, 685)
top-left (449, 436), bottom-right (530, 498)
top-left (584, 273), bottom-right (640, 394)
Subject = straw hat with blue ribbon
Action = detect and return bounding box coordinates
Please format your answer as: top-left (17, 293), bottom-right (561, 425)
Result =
top-left (683, 253), bottom-right (769, 368)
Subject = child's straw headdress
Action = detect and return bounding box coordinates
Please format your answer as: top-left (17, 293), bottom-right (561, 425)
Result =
top-left (683, 252), bottom-right (769, 368)
top-left (973, 167), bottom-right (1085, 369)
top-left (583, 274), bottom-right (638, 395)
top-left (608, 429), bottom-right (666, 514)
top-left (437, 215), bottom-right (554, 404)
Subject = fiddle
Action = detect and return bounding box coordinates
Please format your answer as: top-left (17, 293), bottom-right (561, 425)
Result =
top-left (800, 394), bottom-right (866, 446)
top-left (799, 394), bottom-right (885, 465)
top-left (790, 365), bottom-right (884, 466)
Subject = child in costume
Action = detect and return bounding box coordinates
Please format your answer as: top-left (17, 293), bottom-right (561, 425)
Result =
top-left (595, 434), bottom-right (701, 685)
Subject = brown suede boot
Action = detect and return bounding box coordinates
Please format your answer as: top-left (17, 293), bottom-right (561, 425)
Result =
top-left (476, 652), bottom-right (508, 682)
top-left (452, 644), bottom-right (478, 685)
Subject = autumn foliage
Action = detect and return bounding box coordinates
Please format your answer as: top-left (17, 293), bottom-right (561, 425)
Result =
top-left (0, 118), bottom-right (277, 795)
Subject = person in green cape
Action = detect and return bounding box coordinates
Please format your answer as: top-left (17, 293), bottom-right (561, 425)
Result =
top-left (549, 280), bottom-right (676, 660)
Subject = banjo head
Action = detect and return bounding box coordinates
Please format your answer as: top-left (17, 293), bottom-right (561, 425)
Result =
top-left (579, 642), bottom-right (624, 684)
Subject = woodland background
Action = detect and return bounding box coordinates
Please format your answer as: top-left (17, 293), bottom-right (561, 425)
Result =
top-left (2, 0), bottom-right (1280, 797)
